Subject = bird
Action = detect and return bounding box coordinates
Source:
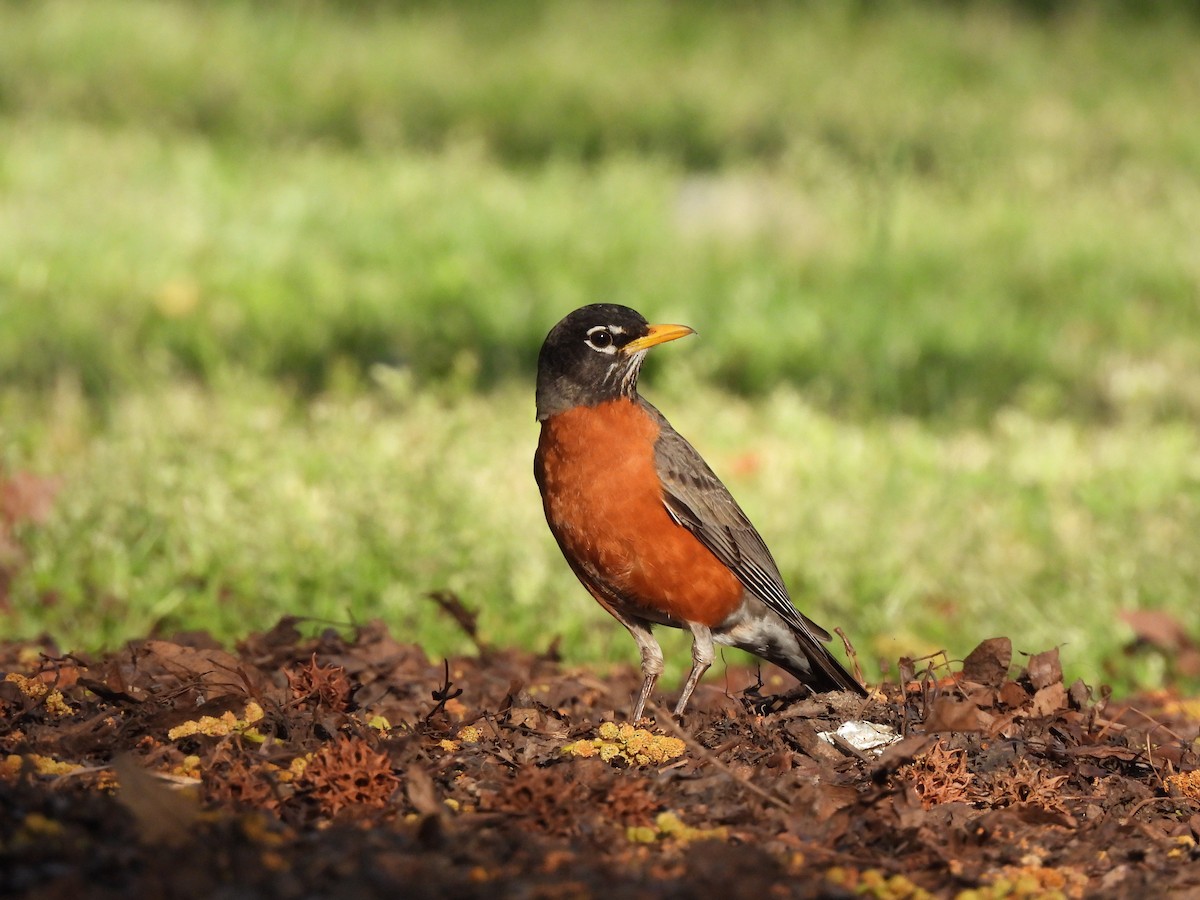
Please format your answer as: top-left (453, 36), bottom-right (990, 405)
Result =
top-left (534, 303), bottom-right (866, 721)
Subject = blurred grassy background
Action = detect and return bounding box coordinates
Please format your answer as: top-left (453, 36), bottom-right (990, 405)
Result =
top-left (2, 0), bottom-right (1198, 691)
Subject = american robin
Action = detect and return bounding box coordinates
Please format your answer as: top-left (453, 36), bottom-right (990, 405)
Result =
top-left (535, 304), bottom-right (866, 720)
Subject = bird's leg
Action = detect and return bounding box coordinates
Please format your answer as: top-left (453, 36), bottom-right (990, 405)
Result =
top-left (673, 623), bottom-right (714, 717)
top-left (620, 618), bottom-right (664, 723)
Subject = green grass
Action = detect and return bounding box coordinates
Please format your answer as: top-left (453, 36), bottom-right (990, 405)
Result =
top-left (2, 1), bottom-right (1199, 693)
top-left (5, 377), bottom-right (1199, 690)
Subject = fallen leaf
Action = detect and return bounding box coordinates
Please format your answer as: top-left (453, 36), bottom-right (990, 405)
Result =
top-left (1026, 648), bottom-right (1063, 691)
top-left (1029, 682), bottom-right (1068, 718)
top-left (113, 754), bottom-right (201, 846)
top-left (923, 696), bottom-right (988, 733)
top-left (962, 638), bottom-right (1012, 688)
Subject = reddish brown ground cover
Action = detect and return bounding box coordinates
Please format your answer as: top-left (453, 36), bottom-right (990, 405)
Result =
top-left (2, 614), bottom-right (1199, 899)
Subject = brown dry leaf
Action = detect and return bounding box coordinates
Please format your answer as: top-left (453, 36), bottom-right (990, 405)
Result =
top-left (1029, 682), bottom-right (1068, 718)
top-left (6, 620), bottom-right (1200, 897)
top-left (113, 754), bottom-right (201, 846)
top-left (872, 735), bottom-right (935, 777)
top-left (961, 637), bottom-right (1012, 688)
top-left (405, 765), bottom-right (443, 818)
top-left (923, 696), bottom-right (988, 733)
top-left (1000, 681), bottom-right (1031, 709)
top-left (1027, 648), bottom-right (1064, 690)
top-left (140, 641), bottom-right (255, 698)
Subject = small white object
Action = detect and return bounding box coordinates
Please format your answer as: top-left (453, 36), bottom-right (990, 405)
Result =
top-left (818, 721), bottom-right (901, 755)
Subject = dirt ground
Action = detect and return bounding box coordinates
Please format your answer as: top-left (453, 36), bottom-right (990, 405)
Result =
top-left (2, 608), bottom-right (1199, 899)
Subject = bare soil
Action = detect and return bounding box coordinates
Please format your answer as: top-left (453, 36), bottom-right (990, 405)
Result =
top-left (2, 614), bottom-right (1199, 899)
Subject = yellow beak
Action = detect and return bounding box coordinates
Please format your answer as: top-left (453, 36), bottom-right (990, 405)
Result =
top-left (622, 323), bottom-right (695, 354)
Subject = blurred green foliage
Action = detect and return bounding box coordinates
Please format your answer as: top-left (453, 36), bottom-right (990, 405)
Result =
top-left (2, 0), bottom-right (1199, 422)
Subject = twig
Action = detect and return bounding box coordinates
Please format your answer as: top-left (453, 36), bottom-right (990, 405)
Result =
top-left (1107, 703), bottom-right (1188, 745)
top-left (423, 659), bottom-right (463, 723)
top-left (1119, 795), bottom-right (1200, 826)
top-left (427, 592), bottom-right (489, 655)
top-left (646, 701), bottom-right (792, 813)
top-left (835, 626), bottom-right (865, 689)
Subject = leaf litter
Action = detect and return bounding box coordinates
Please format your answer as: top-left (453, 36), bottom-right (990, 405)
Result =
top-left (1, 611), bottom-right (1198, 899)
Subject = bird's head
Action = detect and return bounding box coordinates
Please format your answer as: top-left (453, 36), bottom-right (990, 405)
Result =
top-left (535, 304), bottom-right (694, 420)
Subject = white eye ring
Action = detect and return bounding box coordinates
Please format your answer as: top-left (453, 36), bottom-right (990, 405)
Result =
top-left (586, 325), bottom-right (616, 352)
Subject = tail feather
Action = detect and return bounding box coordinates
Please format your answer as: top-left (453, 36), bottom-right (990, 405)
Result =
top-left (779, 638), bottom-right (868, 697)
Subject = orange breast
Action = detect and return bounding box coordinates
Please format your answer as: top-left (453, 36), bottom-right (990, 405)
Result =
top-left (535, 400), bottom-right (743, 628)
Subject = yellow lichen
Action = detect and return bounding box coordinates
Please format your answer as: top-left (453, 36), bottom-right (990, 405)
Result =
top-left (167, 701), bottom-right (265, 741)
top-left (1161, 696), bottom-right (1200, 722)
top-left (274, 754), bottom-right (312, 784)
top-left (626, 825), bottom-right (658, 843)
top-left (21, 812), bottom-right (65, 837)
top-left (564, 739), bottom-right (595, 758)
top-left (1168, 834), bottom-right (1197, 860)
top-left (625, 811), bottom-right (727, 844)
top-left (458, 725), bottom-right (483, 743)
top-left (4, 673), bottom-right (73, 718)
top-left (172, 755), bottom-right (202, 778)
top-left (2, 753), bottom-right (82, 778)
top-left (1167, 770), bottom-right (1200, 801)
top-left (824, 867), bottom-right (932, 899)
top-left (439, 739), bottom-right (461, 752)
top-left (562, 721), bottom-right (685, 767)
top-left (973, 863), bottom-right (1087, 899)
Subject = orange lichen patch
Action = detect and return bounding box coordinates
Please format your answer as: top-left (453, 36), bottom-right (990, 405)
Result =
top-left (1166, 770), bottom-right (1200, 801)
top-left (296, 737), bottom-right (399, 817)
top-left (167, 701), bottom-right (265, 741)
top-left (438, 739), bottom-right (460, 752)
top-left (4, 672), bottom-right (73, 718)
top-left (626, 811), bottom-right (728, 844)
top-left (562, 722), bottom-right (685, 767)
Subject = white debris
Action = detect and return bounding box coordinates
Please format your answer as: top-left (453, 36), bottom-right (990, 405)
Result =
top-left (817, 721), bottom-right (901, 756)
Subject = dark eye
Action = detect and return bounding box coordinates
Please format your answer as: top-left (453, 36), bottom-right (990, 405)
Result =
top-left (587, 328), bottom-right (613, 349)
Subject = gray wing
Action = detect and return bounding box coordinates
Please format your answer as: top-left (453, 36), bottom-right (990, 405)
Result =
top-left (644, 400), bottom-right (864, 693)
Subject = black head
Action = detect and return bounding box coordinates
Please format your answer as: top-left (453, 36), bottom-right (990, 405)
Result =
top-left (535, 304), bottom-right (694, 420)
